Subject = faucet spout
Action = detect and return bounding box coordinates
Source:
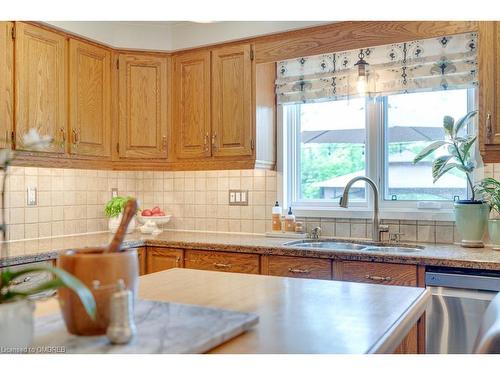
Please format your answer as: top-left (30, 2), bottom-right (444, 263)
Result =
top-left (339, 176), bottom-right (387, 242)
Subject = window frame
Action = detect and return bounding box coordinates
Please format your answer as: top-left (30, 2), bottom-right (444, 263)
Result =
top-left (281, 88), bottom-right (479, 221)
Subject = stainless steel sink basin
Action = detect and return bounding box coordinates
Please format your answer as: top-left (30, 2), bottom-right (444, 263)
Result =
top-left (283, 240), bottom-right (422, 253)
top-left (283, 240), bottom-right (367, 250)
top-left (362, 246), bottom-right (421, 253)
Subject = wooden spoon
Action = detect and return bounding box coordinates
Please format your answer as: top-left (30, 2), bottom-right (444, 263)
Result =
top-left (106, 198), bottom-right (138, 253)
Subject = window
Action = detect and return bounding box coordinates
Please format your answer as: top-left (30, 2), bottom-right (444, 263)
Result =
top-left (285, 88), bottom-right (476, 210)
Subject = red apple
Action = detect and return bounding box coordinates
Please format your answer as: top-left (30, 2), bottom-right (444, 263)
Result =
top-left (151, 206), bottom-right (161, 214)
top-left (141, 209), bottom-right (152, 216)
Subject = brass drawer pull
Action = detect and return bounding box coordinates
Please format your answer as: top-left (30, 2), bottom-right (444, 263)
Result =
top-left (486, 113), bottom-right (492, 140)
top-left (288, 267), bottom-right (311, 274)
top-left (213, 262), bottom-right (231, 269)
top-left (365, 275), bottom-right (392, 282)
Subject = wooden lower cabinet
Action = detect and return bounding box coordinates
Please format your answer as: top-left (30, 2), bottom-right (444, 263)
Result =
top-left (262, 255), bottom-right (332, 280)
top-left (184, 250), bottom-right (260, 274)
top-left (333, 260), bottom-right (420, 354)
top-left (146, 247), bottom-right (184, 274)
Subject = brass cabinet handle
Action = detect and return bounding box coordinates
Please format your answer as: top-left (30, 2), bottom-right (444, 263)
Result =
top-left (72, 129), bottom-right (78, 145)
top-left (59, 128), bottom-right (66, 147)
top-left (288, 267), bottom-right (311, 274)
top-left (486, 113), bottom-right (493, 141)
top-left (175, 256), bottom-right (181, 266)
top-left (213, 262), bottom-right (231, 269)
top-left (77, 129), bottom-right (81, 145)
top-left (204, 132), bottom-right (209, 152)
top-left (365, 275), bottom-right (392, 282)
top-left (211, 132), bottom-right (217, 147)
top-left (162, 135), bottom-right (167, 151)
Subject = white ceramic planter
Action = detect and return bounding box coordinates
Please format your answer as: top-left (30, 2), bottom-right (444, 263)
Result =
top-left (108, 213), bottom-right (136, 234)
top-left (0, 299), bottom-right (35, 349)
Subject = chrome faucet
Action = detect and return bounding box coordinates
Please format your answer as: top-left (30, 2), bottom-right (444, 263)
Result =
top-left (308, 226), bottom-right (322, 240)
top-left (339, 176), bottom-right (388, 242)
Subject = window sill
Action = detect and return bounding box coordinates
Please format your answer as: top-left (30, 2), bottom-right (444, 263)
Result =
top-left (292, 206), bottom-right (455, 222)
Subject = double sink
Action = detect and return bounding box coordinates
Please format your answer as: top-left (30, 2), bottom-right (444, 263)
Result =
top-left (283, 239), bottom-right (422, 253)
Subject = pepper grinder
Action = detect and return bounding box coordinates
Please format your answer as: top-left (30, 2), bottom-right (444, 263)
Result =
top-left (106, 279), bottom-right (136, 344)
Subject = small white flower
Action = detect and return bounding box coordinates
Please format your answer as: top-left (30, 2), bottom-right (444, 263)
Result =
top-left (22, 128), bottom-right (53, 151)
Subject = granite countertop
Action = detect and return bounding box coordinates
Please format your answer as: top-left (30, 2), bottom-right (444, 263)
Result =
top-left (2, 230), bottom-right (500, 270)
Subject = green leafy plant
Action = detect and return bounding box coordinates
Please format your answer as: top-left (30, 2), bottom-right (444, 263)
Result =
top-left (413, 110), bottom-right (478, 201)
top-left (475, 177), bottom-right (500, 215)
top-left (0, 129), bottom-right (96, 321)
top-left (104, 196), bottom-right (134, 218)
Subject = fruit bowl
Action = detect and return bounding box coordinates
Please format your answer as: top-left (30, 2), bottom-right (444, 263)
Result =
top-left (136, 215), bottom-right (172, 235)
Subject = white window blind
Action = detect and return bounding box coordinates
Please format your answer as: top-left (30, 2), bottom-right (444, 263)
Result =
top-left (276, 33), bottom-right (478, 104)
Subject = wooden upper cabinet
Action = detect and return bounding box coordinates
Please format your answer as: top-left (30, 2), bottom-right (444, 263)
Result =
top-left (173, 50), bottom-right (211, 159)
top-left (479, 22), bottom-right (500, 152)
top-left (211, 44), bottom-right (254, 158)
top-left (118, 53), bottom-right (169, 159)
top-left (14, 22), bottom-right (67, 153)
top-left (0, 22), bottom-right (13, 149)
top-left (69, 39), bottom-right (111, 158)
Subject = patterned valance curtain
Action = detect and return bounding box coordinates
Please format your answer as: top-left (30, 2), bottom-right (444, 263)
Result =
top-left (276, 32), bottom-right (478, 105)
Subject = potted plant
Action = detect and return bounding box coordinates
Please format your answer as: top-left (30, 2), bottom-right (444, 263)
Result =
top-left (105, 196), bottom-right (137, 234)
top-left (413, 110), bottom-right (488, 247)
top-left (475, 177), bottom-right (500, 250)
top-left (0, 129), bottom-right (96, 348)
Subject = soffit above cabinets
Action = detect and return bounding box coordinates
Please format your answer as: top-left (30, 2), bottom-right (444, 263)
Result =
top-left (43, 21), bottom-right (331, 51)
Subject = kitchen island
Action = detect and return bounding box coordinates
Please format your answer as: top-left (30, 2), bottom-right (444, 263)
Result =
top-left (37, 268), bottom-right (430, 354)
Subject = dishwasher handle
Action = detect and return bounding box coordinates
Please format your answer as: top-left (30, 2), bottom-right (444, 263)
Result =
top-left (426, 272), bottom-right (500, 292)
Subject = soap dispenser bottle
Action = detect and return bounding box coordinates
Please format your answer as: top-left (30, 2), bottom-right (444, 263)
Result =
top-left (285, 207), bottom-right (296, 232)
top-left (272, 201), bottom-right (282, 231)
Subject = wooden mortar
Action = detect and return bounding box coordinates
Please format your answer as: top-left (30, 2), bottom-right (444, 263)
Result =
top-left (57, 247), bottom-right (139, 336)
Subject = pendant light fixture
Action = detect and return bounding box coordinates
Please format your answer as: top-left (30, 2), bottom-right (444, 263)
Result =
top-left (354, 49), bottom-right (369, 94)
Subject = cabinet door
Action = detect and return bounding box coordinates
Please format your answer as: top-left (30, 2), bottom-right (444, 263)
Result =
top-left (69, 39), bottom-right (111, 157)
top-left (0, 22), bottom-right (13, 149)
top-left (211, 44), bottom-right (254, 157)
top-left (146, 247), bottom-right (184, 274)
top-left (479, 22), bottom-right (500, 146)
top-left (118, 53), bottom-right (169, 159)
top-left (137, 247), bottom-right (146, 276)
top-left (173, 51), bottom-right (211, 159)
top-left (15, 22), bottom-right (67, 153)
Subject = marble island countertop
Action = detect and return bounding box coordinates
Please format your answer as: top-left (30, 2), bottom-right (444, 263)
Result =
top-left (2, 230), bottom-right (500, 270)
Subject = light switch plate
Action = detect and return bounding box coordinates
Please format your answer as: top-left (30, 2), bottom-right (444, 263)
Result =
top-left (111, 188), bottom-right (118, 199)
top-left (27, 187), bottom-right (37, 206)
top-left (229, 190), bottom-right (248, 206)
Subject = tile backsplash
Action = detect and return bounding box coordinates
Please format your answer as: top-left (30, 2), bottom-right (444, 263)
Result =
top-left (3, 167), bottom-right (278, 241)
top-left (1, 163), bottom-right (498, 244)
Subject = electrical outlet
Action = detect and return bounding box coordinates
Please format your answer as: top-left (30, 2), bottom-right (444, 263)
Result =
top-left (229, 190), bottom-right (248, 206)
top-left (111, 188), bottom-right (118, 198)
top-left (27, 187), bottom-right (37, 206)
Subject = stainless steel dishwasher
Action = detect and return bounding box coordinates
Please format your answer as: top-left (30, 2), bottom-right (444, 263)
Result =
top-left (425, 266), bottom-right (500, 354)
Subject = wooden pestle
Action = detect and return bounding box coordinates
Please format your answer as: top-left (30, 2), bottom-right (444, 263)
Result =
top-left (106, 198), bottom-right (138, 253)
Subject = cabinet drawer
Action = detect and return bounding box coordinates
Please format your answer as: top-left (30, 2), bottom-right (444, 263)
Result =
top-left (265, 256), bottom-right (332, 280)
top-left (337, 261), bottom-right (417, 286)
top-left (184, 250), bottom-right (260, 274)
top-left (146, 247), bottom-right (184, 274)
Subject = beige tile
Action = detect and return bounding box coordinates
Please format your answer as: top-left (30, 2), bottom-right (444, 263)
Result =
top-left (185, 178), bottom-right (195, 191)
top-left (52, 206), bottom-right (63, 221)
top-left (38, 222), bottom-right (52, 238)
top-left (253, 205), bottom-right (266, 220)
top-left (217, 177), bottom-right (229, 191)
top-left (228, 219), bottom-right (241, 232)
top-left (436, 225), bottom-right (454, 244)
top-left (240, 177), bottom-right (253, 190)
top-left (400, 224), bottom-right (417, 242)
top-left (9, 208), bottom-right (24, 224)
top-left (216, 219), bottom-right (229, 232)
top-left (164, 179), bottom-right (173, 192)
top-left (24, 207), bottom-right (39, 223)
top-left (9, 224), bottom-right (25, 240)
top-left (24, 223), bottom-right (39, 239)
top-left (417, 225), bottom-right (436, 243)
top-left (253, 220), bottom-right (266, 234)
top-left (335, 222), bottom-right (350, 237)
top-left (229, 206), bottom-right (241, 219)
top-left (253, 177), bottom-right (265, 191)
top-left (38, 191), bottom-right (51, 207)
top-left (9, 192), bottom-right (25, 208)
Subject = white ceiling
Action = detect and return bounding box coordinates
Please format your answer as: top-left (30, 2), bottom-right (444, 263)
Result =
top-left (44, 21), bottom-right (330, 51)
